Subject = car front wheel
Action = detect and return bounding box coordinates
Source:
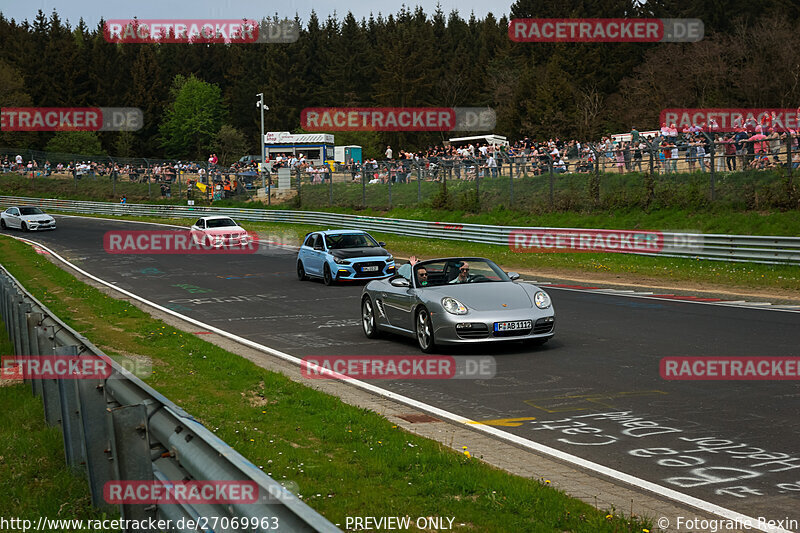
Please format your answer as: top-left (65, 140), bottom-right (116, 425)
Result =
top-left (362, 297), bottom-right (380, 338)
top-left (323, 264), bottom-right (334, 286)
top-left (21, 222), bottom-right (28, 232)
top-left (415, 307), bottom-right (436, 353)
top-left (0, 219), bottom-right (6, 229)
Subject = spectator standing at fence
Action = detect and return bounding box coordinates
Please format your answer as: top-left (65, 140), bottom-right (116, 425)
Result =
top-left (696, 141), bottom-right (707, 172)
top-left (487, 154), bottom-right (497, 177)
top-left (686, 139), bottom-right (697, 172)
top-left (615, 149), bottom-right (625, 173)
top-left (724, 135), bottom-right (737, 171)
top-left (385, 145), bottom-right (393, 160)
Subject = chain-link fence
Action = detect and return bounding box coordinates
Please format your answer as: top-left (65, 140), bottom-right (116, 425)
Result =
top-left (284, 134), bottom-right (798, 212)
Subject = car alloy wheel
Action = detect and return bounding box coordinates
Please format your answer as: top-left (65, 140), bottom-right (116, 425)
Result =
top-left (323, 264), bottom-right (334, 286)
top-left (21, 222), bottom-right (28, 232)
top-left (362, 297), bottom-right (380, 338)
top-left (0, 219), bottom-right (5, 229)
top-left (415, 307), bottom-right (435, 353)
top-left (297, 261), bottom-right (308, 281)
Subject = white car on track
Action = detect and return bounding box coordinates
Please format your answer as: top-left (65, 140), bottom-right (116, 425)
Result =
top-left (190, 216), bottom-right (250, 247)
top-left (0, 206), bottom-right (57, 231)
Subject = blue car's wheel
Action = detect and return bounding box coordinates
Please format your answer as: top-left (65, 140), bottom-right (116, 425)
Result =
top-left (297, 260), bottom-right (308, 281)
top-left (323, 263), bottom-right (334, 286)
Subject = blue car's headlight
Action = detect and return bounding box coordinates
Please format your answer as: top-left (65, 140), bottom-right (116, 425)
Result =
top-left (534, 291), bottom-right (551, 309)
top-left (333, 257), bottom-right (350, 265)
top-left (442, 297), bottom-right (468, 315)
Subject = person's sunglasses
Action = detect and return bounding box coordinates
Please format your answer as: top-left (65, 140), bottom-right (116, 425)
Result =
top-left (419, 272), bottom-right (428, 277)
top-left (460, 268), bottom-right (469, 272)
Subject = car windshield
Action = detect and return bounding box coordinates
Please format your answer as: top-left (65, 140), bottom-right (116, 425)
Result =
top-left (415, 259), bottom-right (510, 287)
top-left (206, 218), bottom-right (237, 228)
top-left (19, 207), bottom-right (44, 215)
top-left (326, 233), bottom-right (379, 249)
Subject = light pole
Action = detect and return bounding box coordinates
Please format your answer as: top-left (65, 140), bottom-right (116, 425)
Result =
top-left (256, 93), bottom-right (269, 203)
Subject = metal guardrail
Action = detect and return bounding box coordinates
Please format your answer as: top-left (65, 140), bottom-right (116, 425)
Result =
top-left (0, 263), bottom-right (340, 533)
top-left (1, 195), bottom-right (799, 265)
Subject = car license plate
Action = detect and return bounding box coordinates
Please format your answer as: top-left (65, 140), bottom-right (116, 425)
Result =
top-left (494, 320), bottom-right (532, 332)
top-left (361, 266), bottom-right (379, 272)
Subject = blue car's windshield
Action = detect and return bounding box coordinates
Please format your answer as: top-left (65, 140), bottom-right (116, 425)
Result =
top-left (326, 233), bottom-right (379, 249)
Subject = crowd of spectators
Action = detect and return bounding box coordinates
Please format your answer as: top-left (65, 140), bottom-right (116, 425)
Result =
top-left (3, 118), bottom-right (799, 192)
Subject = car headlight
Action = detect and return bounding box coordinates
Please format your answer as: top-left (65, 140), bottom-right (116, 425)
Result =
top-left (534, 291), bottom-right (551, 309)
top-left (442, 297), bottom-right (468, 315)
top-left (333, 257), bottom-right (350, 265)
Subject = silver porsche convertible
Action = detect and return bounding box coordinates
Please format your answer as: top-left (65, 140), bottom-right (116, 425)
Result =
top-left (360, 257), bottom-right (555, 352)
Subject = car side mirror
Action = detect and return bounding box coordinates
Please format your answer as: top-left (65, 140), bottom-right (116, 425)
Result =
top-left (507, 272), bottom-right (520, 281)
top-left (378, 241), bottom-right (386, 246)
top-left (390, 277), bottom-right (410, 288)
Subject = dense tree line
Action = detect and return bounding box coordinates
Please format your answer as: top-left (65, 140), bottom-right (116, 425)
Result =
top-left (0, 0), bottom-right (798, 159)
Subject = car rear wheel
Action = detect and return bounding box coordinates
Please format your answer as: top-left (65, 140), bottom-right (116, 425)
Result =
top-left (297, 261), bottom-right (308, 281)
top-left (323, 264), bottom-right (334, 286)
top-left (415, 307), bottom-right (436, 353)
top-left (361, 297), bottom-right (380, 338)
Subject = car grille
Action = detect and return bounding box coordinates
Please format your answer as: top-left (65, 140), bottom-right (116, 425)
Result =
top-left (534, 317), bottom-right (555, 334)
top-left (353, 261), bottom-right (385, 278)
top-left (455, 323), bottom-right (489, 339)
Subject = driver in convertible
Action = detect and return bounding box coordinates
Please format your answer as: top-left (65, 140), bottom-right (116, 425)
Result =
top-left (450, 261), bottom-right (470, 284)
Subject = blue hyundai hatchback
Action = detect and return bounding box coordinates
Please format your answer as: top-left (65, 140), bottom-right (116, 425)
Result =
top-left (297, 230), bottom-right (395, 285)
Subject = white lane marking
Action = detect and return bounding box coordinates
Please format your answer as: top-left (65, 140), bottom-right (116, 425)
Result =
top-left (55, 213), bottom-right (188, 229)
top-left (11, 235), bottom-right (793, 533)
top-left (540, 285), bottom-right (800, 314)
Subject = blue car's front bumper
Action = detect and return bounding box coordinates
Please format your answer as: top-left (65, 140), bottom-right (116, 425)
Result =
top-left (330, 258), bottom-right (395, 281)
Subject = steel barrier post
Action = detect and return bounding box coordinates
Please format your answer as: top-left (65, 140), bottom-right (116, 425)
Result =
top-left (57, 344), bottom-right (88, 473)
top-left (38, 325), bottom-right (62, 426)
top-left (77, 375), bottom-right (116, 511)
top-left (417, 165), bottom-right (421, 204)
top-left (26, 311), bottom-right (43, 398)
top-left (107, 402), bottom-right (157, 524)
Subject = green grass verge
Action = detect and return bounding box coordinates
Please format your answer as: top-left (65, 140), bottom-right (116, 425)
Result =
top-left (49, 212), bottom-right (800, 295)
top-left (0, 322), bottom-right (117, 527)
top-left (0, 236), bottom-right (652, 532)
